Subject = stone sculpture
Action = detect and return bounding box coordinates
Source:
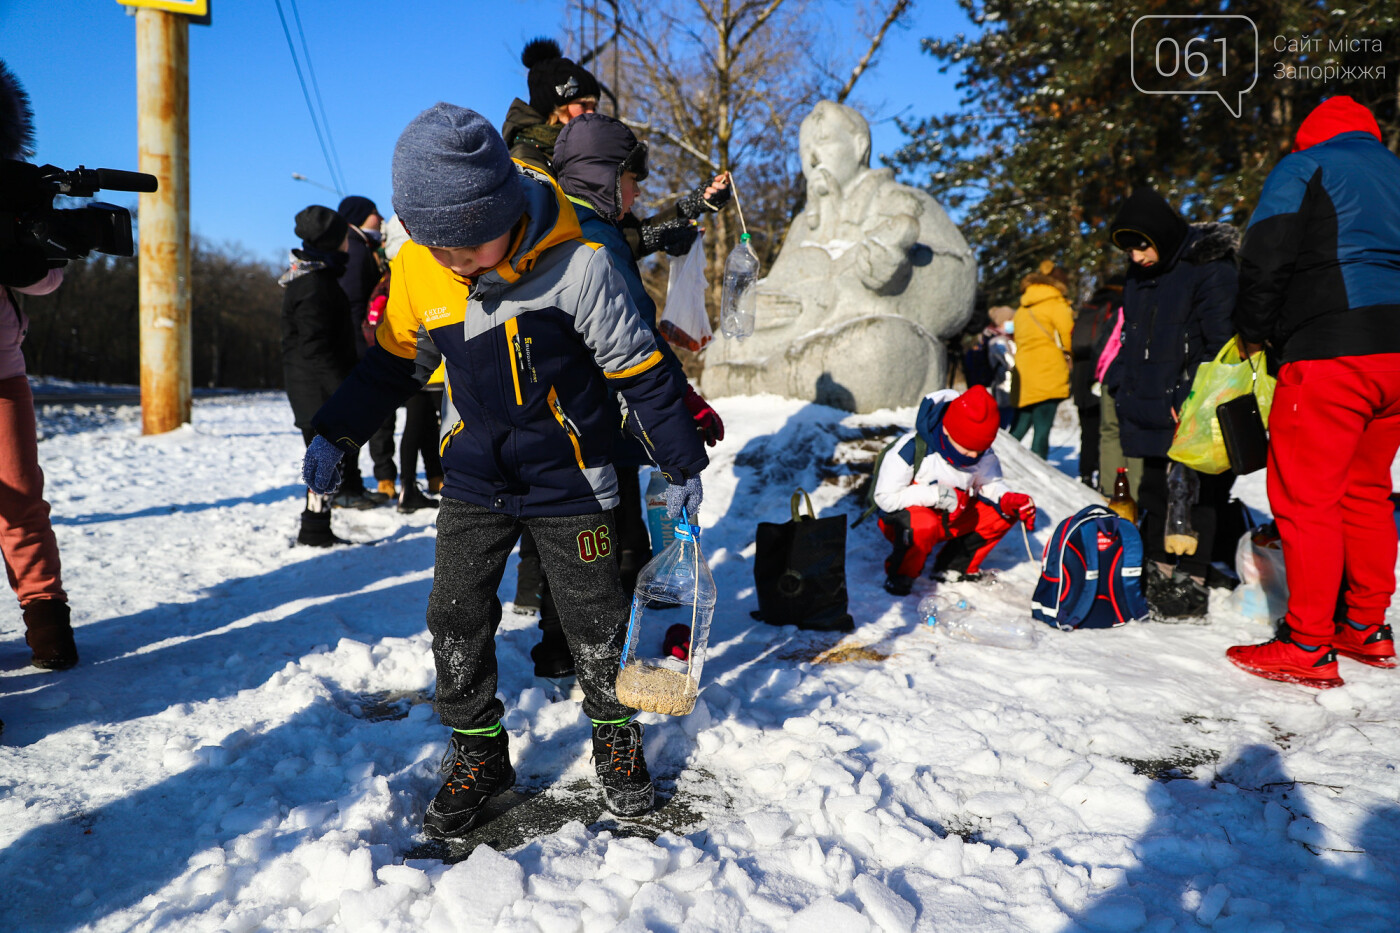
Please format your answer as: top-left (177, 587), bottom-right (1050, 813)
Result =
top-left (700, 100), bottom-right (976, 413)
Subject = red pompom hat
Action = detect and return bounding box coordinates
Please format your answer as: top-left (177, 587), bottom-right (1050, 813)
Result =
top-left (943, 385), bottom-right (1001, 453)
top-left (1294, 96), bottom-right (1381, 152)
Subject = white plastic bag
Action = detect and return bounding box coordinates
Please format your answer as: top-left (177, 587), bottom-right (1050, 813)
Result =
top-left (1231, 524), bottom-right (1288, 623)
top-left (660, 232), bottom-right (713, 352)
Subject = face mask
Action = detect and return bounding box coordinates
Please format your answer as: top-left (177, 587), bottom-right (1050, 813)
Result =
top-left (1004, 321), bottom-right (1015, 335)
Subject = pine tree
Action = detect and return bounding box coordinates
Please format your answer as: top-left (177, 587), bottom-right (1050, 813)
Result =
top-left (893, 0), bottom-right (1400, 305)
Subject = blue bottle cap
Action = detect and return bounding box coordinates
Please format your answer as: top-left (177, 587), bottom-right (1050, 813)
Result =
top-left (674, 523), bottom-right (701, 542)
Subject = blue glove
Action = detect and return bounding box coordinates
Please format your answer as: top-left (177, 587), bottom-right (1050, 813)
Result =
top-left (664, 474), bottom-right (703, 521)
top-left (302, 435), bottom-right (345, 495)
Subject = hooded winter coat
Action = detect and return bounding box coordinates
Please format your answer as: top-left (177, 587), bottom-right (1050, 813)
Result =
top-left (1108, 223), bottom-right (1239, 458)
top-left (553, 114), bottom-right (689, 469)
top-left (501, 98), bottom-right (559, 175)
top-left (312, 162), bottom-right (707, 517)
top-left (280, 249), bottom-right (356, 431)
top-left (1235, 97), bottom-right (1400, 363)
top-left (500, 103), bottom-right (683, 262)
top-left (1011, 273), bottom-right (1074, 408)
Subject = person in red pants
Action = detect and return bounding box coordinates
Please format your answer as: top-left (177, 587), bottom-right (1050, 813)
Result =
top-left (873, 385), bottom-right (1036, 595)
top-left (1229, 96), bottom-right (1400, 688)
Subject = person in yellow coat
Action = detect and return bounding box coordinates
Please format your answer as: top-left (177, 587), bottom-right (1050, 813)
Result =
top-left (1010, 261), bottom-right (1074, 459)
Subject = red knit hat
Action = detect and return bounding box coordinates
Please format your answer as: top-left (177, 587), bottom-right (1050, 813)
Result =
top-left (1295, 96), bottom-right (1381, 152)
top-left (943, 385), bottom-right (1000, 452)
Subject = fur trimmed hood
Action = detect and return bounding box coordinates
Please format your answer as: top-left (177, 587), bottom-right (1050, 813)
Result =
top-left (0, 60), bottom-right (35, 161)
top-left (1019, 259), bottom-right (1070, 296)
top-left (1181, 222), bottom-right (1240, 265)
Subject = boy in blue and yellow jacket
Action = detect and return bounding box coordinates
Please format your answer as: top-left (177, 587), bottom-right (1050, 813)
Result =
top-left (302, 104), bottom-right (707, 838)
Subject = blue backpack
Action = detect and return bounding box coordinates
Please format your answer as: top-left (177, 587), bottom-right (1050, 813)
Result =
top-left (1032, 505), bottom-right (1149, 630)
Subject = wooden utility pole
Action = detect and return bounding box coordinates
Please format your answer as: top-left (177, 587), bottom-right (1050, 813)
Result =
top-left (135, 7), bottom-right (191, 434)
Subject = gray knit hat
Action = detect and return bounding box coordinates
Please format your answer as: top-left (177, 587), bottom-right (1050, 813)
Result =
top-left (391, 103), bottom-right (527, 248)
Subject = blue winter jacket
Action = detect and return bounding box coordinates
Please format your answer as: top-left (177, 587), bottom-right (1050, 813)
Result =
top-left (1235, 130), bottom-right (1400, 363)
top-left (311, 164), bottom-right (707, 517)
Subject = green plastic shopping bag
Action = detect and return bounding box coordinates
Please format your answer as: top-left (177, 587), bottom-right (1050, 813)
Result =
top-left (1167, 337), bottom-right (1276, 474)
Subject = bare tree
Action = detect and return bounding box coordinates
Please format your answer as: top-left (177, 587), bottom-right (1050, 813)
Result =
top-left (565, 0), bottom-right (914, 364)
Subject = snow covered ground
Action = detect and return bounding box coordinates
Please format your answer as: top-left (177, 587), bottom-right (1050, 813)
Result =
top-left (1, 390), bottom-right (1397, 933)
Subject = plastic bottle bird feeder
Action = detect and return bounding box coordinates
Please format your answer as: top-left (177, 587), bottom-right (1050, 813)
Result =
top-left (615, 515), bottom-right (716, 716)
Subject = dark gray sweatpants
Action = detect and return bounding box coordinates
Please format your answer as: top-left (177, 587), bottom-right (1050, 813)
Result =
top-left (428, 498), bottom-right (635, 729)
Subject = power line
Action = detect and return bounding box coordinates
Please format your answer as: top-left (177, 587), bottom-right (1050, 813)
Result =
top-left (272, 0), bottom-right (344, 197)
top-left (287, 0), bottom-right (347, 196)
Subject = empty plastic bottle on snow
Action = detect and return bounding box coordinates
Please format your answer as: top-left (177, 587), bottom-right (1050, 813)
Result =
top-left (939, 604), bottom-right (1039, 650)
top-left (720, 234), bottom-right (759, 340)
top-left (917, 595), bottom-right (939, 627)
top-left (616, 516), bottom-right (717, 716)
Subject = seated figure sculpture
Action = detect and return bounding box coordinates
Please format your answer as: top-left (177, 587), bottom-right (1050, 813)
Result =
top-left (701, 101), bottom-right (976, 413)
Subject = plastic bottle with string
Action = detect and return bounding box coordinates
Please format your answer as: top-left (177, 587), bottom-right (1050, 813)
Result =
top-left (615, 509), bottom-right (717, 716)
top-left (719, 172), bottom-right (759, 340)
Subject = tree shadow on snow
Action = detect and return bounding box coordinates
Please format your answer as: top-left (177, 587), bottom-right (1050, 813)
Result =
top-left (0, 530), bottom-right (435, 745)
top-left (48, 483), bottom-right (306, 526)
top-left (1066, 744), bottom-right (1400, 932)
top-left (0, 702), bottom-right (445, 933)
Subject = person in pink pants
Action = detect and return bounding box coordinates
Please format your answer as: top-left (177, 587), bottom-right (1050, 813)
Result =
top-left (0, 269), bottom-right (76, 669)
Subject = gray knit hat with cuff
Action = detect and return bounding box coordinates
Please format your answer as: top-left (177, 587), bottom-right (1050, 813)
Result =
top-left (391, 103), bottom-right (528, 248)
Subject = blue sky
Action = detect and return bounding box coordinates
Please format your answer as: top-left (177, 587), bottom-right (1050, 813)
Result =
top-left (2, 0), bottom-right (968, 264)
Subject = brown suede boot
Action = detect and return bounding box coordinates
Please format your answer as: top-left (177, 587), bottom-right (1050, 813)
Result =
top-left (23, 599), bottom-right (78, 670)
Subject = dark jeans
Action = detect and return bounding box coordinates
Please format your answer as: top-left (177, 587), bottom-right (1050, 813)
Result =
top-left (1077, 403), bottom-right (1101, 482)
top-left (368, 414), bottom-right (397, 483)
top-left (400, 389), bottom-right (443, 486)
top-left (1011, 398), bottom-right (1060, 459)
top-left (1138, 456), bottom-right (1235, 578)
top-left (428, 498), bottom-right (634, 729)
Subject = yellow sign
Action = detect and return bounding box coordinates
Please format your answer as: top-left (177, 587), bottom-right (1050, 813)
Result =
top-left (117, 0), bottom-right (209, 15)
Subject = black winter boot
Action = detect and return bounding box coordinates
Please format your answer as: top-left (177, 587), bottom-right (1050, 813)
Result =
top-left (397, 484), bottom-right (440, 513)
top-left (24, 599), bottom-right (77, 670)
top-left (1146, 564), bottom-right (1208, 619)
top-left (930, 534), bottom-right (989, 582)
top-left (297, 509), bottom-right (351, 547)
top-left (883, 574), bottom-right (914, 596)
top-left (592, 720), bottom-right (654, 817)
top-left (422, 728), bottom-right (515, 840)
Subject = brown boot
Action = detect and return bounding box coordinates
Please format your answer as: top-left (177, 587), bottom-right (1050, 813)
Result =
top-left (427, 475), bottom-right (444, 495)
top-left (23, 599), bottom-right (78, 670)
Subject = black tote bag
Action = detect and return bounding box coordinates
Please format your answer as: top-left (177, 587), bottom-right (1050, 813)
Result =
top-left (1217, 393), bottom-right (1269, 475)
top-left (752, 490), bottom-right (854, 632)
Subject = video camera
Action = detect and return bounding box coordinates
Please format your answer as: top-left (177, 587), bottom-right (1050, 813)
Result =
top-left (1, 158), bottom-right (158, 284)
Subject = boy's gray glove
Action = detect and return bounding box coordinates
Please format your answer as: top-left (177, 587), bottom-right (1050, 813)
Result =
top-left (302, 435), bottom-right (345, 495)
top-left (665, 474), bottom-right (703, 520)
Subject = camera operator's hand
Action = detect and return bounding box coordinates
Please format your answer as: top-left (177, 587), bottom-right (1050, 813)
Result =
top-left (302, 436), bottom-right (345, 495)
top-left (640, 217), bottom-right (699, 257)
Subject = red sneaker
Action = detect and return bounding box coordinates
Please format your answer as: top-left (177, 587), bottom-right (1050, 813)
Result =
top-left (1333, 621), bottom-right (1397, 668)
top-left (1226, 633), bottom-right (1344, 689)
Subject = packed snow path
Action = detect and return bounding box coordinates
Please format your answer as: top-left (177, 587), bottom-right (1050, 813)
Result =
top-left (1, 392), bottom-right (1397, 932)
